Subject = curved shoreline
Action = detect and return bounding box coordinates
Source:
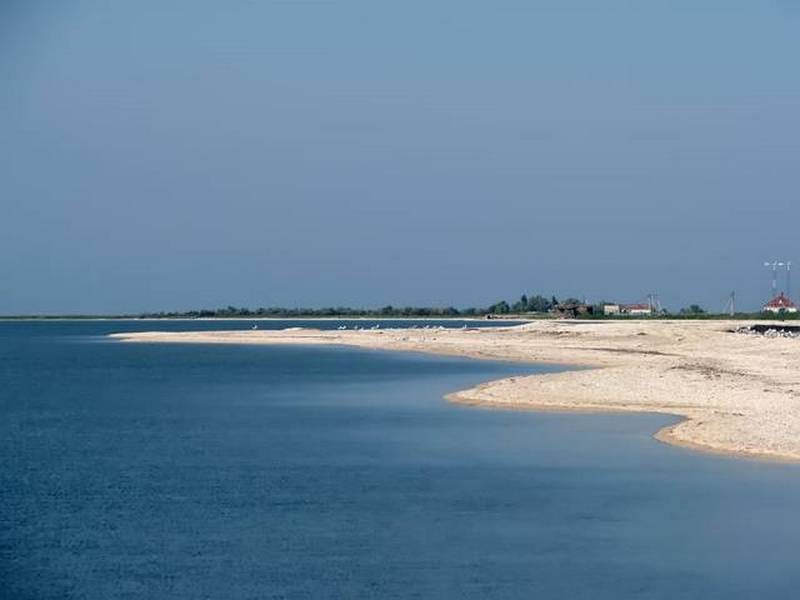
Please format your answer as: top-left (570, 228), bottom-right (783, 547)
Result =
top-left (446, 386), bottom-right (788, 463)
top-left (108, 320), bottom-right (800, 462)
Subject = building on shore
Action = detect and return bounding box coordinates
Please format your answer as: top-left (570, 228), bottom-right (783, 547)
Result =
top-left (601, 300), bottom-right (656, 316)
top-left (762, 293), bottom-right (798, 314)
top-left (621, 303), bottom-right (653, 316)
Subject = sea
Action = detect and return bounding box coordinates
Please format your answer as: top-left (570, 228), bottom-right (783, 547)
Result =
top-left (2, 320), bottom-right (800, 599)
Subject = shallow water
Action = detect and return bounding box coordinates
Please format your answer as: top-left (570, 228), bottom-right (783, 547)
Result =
top-left (2, 321), bottom-right (800, 599)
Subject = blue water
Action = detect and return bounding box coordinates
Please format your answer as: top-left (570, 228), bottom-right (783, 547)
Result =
top-left (3, 321), bottom-right (800, 599)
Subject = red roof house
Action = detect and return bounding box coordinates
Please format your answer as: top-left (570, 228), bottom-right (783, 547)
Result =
top-left (763, 293), bottom-right (798, 314)
top-left (621, 303), bottom-right (652, 315)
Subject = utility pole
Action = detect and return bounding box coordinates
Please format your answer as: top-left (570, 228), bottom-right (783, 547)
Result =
top-left (725, 291), bottom-right (735, 317)
top-left (787, 261), bottom-right (792, 300)
top-left (764, 261), bottom-right (786, 298)
top-left (646, 293), bottom-right (661, 314)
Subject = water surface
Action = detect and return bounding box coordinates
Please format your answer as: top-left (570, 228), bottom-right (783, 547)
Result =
top-left (2, 321), bottom-right (800, 599)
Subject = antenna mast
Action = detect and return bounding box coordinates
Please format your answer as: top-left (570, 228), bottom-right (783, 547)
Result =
top-left (646, 293), bottom-right (661, 314)
top-left (725, 291), bottom-right (735, 317)
top-left (764, 261), bottom-right (786, 298)
top-left (787, 261), bottom-right (792, 300)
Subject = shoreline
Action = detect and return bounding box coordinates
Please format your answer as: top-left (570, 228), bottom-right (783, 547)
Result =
top-left (108, 320), bottom-right (800, 463)
top-left (1, 316), bottom-right (527, 322)
top-left (446, 389), bottom-right (790, 464)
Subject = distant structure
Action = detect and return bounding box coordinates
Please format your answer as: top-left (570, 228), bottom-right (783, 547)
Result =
top-left (787, 261), bottom-right (793, 299)
top-left (621, 303), bottom-right (653, 316)
top-left (552, 301), bottom-right (594, 319)
top-left (762, 260), bottom-right (795, 314)
top-left (762, 293), bottom-right (798, 314)
top-left (646, 293), bottom-right (662, 313)
top-left (601, 301), bottom-right (653, 316)
top-left (764, 260), bottom-right (789, 298)
top-left (724, 291), bottom-right (736, 317)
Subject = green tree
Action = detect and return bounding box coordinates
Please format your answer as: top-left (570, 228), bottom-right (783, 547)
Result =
top-left (680, 304), bottom-right (705, 315)
top-left (527, 295), bottom-right (552, 312)
top-left (512, 294), bottom-right (529, 312)
top-left (489, 300), bottom-right (510, 314)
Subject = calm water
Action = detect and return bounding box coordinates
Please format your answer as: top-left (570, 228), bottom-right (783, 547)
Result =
top-left (2, 321), bottom-right (800, 599)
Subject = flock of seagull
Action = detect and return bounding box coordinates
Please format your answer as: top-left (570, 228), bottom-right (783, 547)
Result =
top-left (336, 324), bottom-right (465, 331)
top-left (251, 322), bottom-right (473, 332)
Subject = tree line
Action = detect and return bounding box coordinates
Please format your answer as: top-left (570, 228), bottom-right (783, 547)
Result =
top-left (7, 294), bottom-right (791, 320)
top-left (138, 294), bottom-right (584, 319)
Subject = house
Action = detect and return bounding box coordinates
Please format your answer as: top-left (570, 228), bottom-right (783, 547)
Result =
top-left (602, 304), bottom-right (621, 315)
top-left (621, 303), bottom-right (652, 316)
top-left (762, 293), bottom-right (798, 314)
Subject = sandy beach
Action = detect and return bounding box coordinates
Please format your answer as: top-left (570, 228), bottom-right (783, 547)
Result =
top-left (110, 320), bottom-right (800, 461)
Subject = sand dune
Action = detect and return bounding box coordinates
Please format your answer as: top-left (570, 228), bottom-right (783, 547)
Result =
top-left (110, 320), bottom-right (800, 461)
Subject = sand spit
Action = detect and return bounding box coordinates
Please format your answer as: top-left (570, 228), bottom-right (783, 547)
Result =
top-left (109, 321), bottom-right (800, 461)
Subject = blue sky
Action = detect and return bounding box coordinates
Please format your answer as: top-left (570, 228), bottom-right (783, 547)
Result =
top-left (2, 1), bottom-right (799, 313)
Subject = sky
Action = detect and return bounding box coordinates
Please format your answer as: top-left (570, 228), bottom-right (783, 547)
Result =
top-left (1, 1), bottom-right (799, 314)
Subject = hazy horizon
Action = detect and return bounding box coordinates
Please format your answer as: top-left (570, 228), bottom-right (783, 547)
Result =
top-left (3, 1), bottom-right (799, 314)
